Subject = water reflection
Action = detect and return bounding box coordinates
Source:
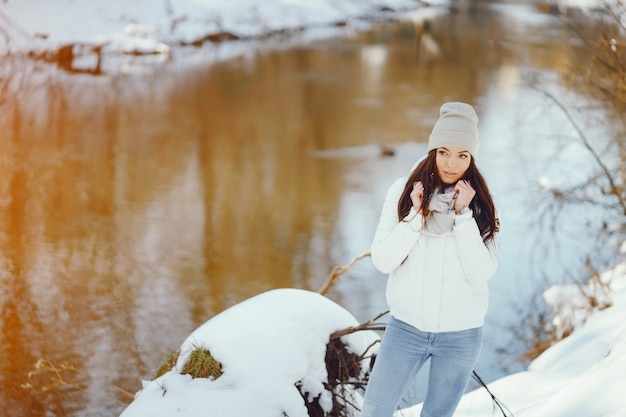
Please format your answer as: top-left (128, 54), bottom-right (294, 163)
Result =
top-left (0, 4), bottom-right (609, 416)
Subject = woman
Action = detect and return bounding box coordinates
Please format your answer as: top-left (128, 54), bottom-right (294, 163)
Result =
top-left (361, 102), bottom-right (499, 417)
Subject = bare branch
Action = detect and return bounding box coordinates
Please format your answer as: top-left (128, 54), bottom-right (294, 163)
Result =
top-left (330, 310), bottom-right (389, 340)
top-left (318, 251), bottom-right (371, 295)
top-left (537, 88), bottom-right (626, 214)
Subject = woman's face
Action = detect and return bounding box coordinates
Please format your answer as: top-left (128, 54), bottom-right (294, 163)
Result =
top-left (435, 147), bottom-right (472, 184)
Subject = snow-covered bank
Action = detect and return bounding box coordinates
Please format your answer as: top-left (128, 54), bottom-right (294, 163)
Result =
top-left (119, 289), bottom-right (380, 417)
top-left (0, 0), bottom-right (416, 50)
top-left (410, 261), bottom-right (626, 417)
top-left (0, 0), bottom-right (447, 74)
top-left (3, 0), bottom-right (617, 74)
top-left (2, 0), bottom-right (611, 59)
top-left (119, 260), bottom-right (626, 417)
top-left (540, 0), bottom-right (626, 19)
top-left (542, 0), bottom-right (608, 12)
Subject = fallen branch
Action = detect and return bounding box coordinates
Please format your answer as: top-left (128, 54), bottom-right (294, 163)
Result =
top-left (471, 370), bottom-right (515, 417)
top-left (318, 251), bottom-right (371, 295)
top-left (330, 310), bottom-right (389, 340)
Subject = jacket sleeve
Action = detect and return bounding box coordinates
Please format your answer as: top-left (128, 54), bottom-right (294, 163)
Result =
top-left (453, 211), bottom-right (499, 286)
top-left (370, 177), bottom-right (423, 274)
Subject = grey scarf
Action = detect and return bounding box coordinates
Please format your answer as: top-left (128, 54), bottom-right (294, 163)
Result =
top-left (425, 187), bottom-right (456, 234)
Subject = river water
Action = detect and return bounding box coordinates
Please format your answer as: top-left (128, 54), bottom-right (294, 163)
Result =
top-left (0, 2), bottom-right (617, 416)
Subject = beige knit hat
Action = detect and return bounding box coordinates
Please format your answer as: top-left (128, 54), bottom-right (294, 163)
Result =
top-left (427, 102), bottom-right (479, 158)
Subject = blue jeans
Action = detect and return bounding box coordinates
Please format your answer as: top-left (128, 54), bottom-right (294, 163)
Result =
top-left (360, 316), bottom-right (482, 417)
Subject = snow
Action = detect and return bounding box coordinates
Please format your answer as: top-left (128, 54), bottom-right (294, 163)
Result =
top-left (2, 0), bottom-right (625, 416)
top-left (0, 0), bottom-right (451, 73)
top-left (549, 0), bottom-right (607, 11)
top-left (450, 263), bottom-right (626, 417)
top-left (0, 0), bottom-right (430, 57)
top-left (119, 288), bottom-right (379, 417)
top-left (118, 261), bottom-right (626, 417)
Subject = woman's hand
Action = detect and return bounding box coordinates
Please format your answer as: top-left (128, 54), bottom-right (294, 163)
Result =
top-left (410, 181), bottom-right (424, 212)
top-left (454, 180), bottom-right (476, 211)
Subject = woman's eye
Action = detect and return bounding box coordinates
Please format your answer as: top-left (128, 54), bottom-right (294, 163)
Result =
top-left (438, 150), bottom-right (447, 156)
top-left (459, 154), bottom-right (468, 159)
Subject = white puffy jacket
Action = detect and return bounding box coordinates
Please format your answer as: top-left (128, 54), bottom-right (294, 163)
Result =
top-left (371, 176), bottom-right (499, 333)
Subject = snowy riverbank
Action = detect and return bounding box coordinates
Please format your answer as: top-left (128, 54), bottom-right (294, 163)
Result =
top-left (1, 0), bottom-right (617, 74)
top-left (118, 259), bottom-right (626, 417)
top-left (0, 0), bottom-right (448, 74)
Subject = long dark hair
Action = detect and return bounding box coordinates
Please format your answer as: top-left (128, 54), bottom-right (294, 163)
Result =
top-left (397, 149), bottom-right (498, 244)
